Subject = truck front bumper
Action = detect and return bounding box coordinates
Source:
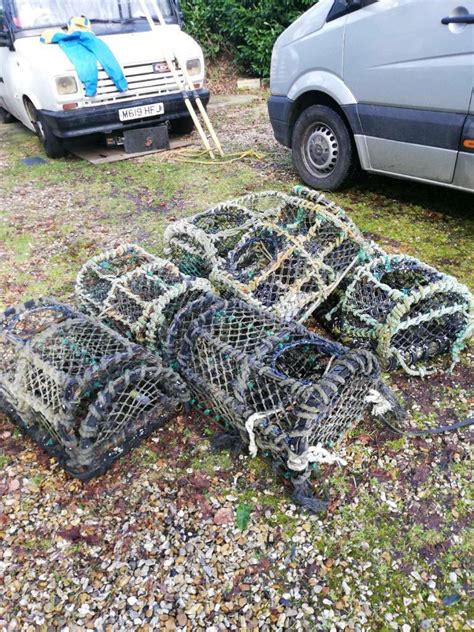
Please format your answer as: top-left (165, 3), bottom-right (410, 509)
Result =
top-left (267, 95), bottom-right (294, 148)
top-left (39, 88), bottom-right (210, 139)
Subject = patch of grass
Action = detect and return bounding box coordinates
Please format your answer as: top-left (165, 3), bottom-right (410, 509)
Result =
top-left (0, 454), bottom-right (11, 468)
top-left (335, 184), bottom-right (474, 287)
top-left (0, 225), bottom-right (34, 261)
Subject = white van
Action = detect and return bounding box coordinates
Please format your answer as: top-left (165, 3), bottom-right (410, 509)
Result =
top-left (0, 0), bottom-right (206, 157)
top-left (268, 0), bottom-right (474, 192)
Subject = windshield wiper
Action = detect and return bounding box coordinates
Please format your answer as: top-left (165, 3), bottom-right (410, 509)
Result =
top-left (123, 16), bottom-right (159, 23)
top-left (89, 16), bottom-right (157, 25)
top-left (89, 18), bottom-right (125, 24)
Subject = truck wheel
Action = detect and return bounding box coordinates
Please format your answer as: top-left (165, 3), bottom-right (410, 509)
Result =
top-left (0, 107), bottom-right (15, 124)
top-left (35, 112), bottom-right (67, 159)
top-left (171, 116), bottom-right (194, 135)
top-left (292, 105), bottom-right (359, 191)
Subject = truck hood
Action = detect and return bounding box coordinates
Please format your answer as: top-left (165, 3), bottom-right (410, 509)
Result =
top-left (274, 0), bottom-right (334, 49)
top-left (14, 26), bottom-right (201, 74)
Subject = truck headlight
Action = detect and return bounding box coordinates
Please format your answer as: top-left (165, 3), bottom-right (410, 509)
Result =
top-left (56, 76), bottom-right (78, 95)
top-left (186, 59), bottom-right (202, 77)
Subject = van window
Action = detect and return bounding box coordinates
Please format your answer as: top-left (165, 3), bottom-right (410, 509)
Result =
top-left (327, 0), bottom-right (350, 22)
top-left (0, 0), bottom-right (7, 34)
top-left (12, 0), bottom-right (176, 31)
top-left (327, 0), bottom-right (377, 23)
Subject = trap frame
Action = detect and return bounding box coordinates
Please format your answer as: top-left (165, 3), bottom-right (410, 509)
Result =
top-left (324, 254), bottom-right (473, 376)
top-left (0, 298), bottom-right (188, 478)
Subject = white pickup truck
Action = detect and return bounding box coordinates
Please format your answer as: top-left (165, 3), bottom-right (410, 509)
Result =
top-left (0, 0), bottom-right (207, 157)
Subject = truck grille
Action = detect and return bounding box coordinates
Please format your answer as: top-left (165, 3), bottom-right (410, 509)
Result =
top-left (84, 61), bottom-right (184, 106)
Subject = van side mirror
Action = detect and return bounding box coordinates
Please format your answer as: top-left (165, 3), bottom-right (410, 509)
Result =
top-left (173, 0), bottom-right (184, 27)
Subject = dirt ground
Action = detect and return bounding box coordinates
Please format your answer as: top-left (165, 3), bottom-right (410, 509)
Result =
top-left (0, 93), bottom-right (473, 631)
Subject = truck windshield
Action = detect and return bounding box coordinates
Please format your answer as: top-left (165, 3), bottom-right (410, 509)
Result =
top-left (12, 0), bottom-right (176, 31)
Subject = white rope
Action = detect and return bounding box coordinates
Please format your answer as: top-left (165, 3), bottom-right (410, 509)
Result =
top-left (245, 409), bottom-right (280, 458)
top-left (287, 444), bottom-right (347, 472)
top-left (365, 388), bottom-right (396, 416)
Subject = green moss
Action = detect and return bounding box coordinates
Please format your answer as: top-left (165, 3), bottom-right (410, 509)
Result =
top-left (385, 437), bottom-right (407, 451)
top-left (191, 450), bottom-right (233, 473)
top-left (23, 538), bottom-right (53, 551)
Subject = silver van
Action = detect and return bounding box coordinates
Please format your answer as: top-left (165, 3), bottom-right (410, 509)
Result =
top-left (268, 0), bottom-right (474, 192)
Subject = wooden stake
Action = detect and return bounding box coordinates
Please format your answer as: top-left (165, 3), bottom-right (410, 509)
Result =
top-left (140, 0), bottom-right (224, 157)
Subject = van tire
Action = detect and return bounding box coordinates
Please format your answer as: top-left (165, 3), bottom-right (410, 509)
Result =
top-left (292, 105), bottom-right (359, 191)
top-left (35, 113), bottom-right (66, 159)
top-left (171, 116), bottom-right (194, 135)
top-left (0, 107), bottom-right (15, 124)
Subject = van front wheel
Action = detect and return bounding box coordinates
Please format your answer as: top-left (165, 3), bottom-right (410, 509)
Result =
top-left (292, 105), bottom-right (359, 191)
top-left (35, 113), bottom-right (67, 159)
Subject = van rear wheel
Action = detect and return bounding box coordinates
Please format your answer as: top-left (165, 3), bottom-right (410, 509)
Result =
top-left (292, 105), bottom-right (359, 191)
top-left (0, 107), bottom-right (15, 124)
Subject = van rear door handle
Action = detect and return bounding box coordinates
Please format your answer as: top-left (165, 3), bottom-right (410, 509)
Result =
top-left (442, 14), bottom-right (474, 24)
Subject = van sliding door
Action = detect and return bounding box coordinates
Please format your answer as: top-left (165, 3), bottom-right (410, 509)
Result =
top-left (343, 0), bottom-right (474, 184)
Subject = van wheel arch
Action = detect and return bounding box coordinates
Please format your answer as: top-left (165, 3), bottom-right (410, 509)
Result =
top-left (289, 91), bottom-right (355, 147)
top-left (23, 96), bottom-right (66, 159)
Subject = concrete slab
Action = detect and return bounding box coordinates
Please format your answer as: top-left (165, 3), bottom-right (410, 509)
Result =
top-left (208, 94), bottom-right (261, 109)
top-left (237, 78), bottom-right (261, 91)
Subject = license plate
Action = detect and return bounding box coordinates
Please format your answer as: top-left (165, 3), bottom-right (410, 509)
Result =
top-left (119, 102), bottom-right (164, 122)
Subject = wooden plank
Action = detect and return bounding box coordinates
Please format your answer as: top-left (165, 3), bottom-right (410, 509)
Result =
top-left (69, 137), bottom-right (193, 165)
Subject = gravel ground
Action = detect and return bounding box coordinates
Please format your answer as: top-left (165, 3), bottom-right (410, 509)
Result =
top-left (0, 92), bottom-right (473, 631)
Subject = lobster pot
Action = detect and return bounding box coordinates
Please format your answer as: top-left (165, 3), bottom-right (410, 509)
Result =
top-left (76, 244), bottom-right (158, 316)
top-left (211, 195), bottom-right (371, 322)
top-left (163, 192), bottom-right (293, 278)
top-left (0, 299), bottom-right (189, 478)
top-left (76, 246), bottom-right (213, 355)
top-left (170, 297), bottom-right (389, 478)
top-left (326, 255), bottom-right (473, 375)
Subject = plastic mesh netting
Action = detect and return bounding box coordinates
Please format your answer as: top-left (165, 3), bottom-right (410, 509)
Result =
top-left (164, 187), bottom-right (373, 322)
top-left (324, 255), bottom-right (473, 376)
top-left (0, 298), bottom-right (189, 478)
top-left (76, 244), bottom-right (212, 354)
top-left (167, 295), bottom-right (402, 497)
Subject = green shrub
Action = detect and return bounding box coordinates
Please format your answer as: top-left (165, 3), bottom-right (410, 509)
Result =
top-left (180, 0), bottom-right (315, 77)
